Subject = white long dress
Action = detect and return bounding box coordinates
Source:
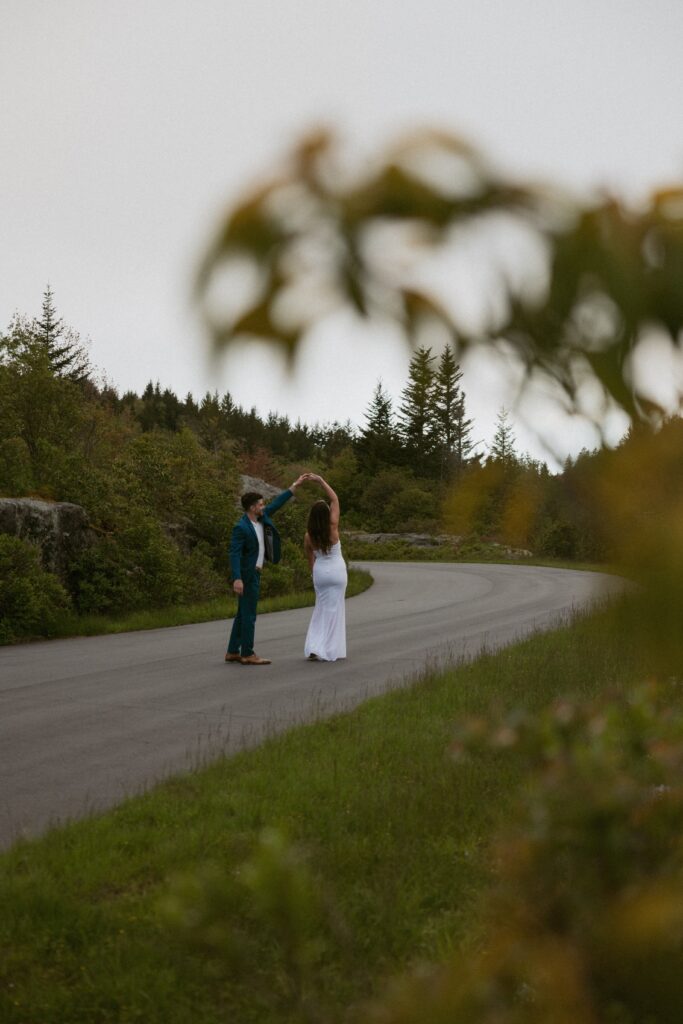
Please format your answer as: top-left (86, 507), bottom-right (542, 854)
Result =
top-left (304, 540), bottom-right (348, 661)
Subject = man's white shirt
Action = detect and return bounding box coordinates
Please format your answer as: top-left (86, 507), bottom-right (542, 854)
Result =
top-left (253, 519), bottom-right (265, 568)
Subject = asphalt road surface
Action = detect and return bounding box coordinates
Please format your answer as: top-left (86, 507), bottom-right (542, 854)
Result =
top-left (0, 561), bottom-right (623, 849)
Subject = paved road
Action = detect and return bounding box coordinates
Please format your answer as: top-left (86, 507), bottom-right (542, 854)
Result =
top-left (0, 562), bottom-right (623, 849)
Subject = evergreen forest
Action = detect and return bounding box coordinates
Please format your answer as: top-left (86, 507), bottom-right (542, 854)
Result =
top-left (0, 286), bottom-right (675, 642)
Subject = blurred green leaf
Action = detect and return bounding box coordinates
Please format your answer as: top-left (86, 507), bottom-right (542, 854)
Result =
top-left (197, 131), bottom-right (683, 427)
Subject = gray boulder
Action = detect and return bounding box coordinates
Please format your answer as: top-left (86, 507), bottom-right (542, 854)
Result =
top-left (237, 475), bottom-right (285, 505)
top-left (0, 498), bottom-right (94, 581)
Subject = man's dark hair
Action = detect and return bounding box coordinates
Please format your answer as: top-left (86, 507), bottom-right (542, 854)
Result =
top-left (241, 491), bottom-right (263, 511)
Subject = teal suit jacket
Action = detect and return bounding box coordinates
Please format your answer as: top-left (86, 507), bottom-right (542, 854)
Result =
top-left (229, 489), bottom-right (293, 581)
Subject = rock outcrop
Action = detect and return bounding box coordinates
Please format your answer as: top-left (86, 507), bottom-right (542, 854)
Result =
top-left (342, 530), bottom-right (460, 548)
top-left (0, 498), bottom-right (94, 581)
top-left (343, 530), bottom-right (533, 558)
top-left (0, 480), bottom-right (284, 580)
top-left (237, 475), bottom-right (286, 505)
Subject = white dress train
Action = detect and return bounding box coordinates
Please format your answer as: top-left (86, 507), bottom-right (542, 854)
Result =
top-left (304, 540), bottom-right (347, 661)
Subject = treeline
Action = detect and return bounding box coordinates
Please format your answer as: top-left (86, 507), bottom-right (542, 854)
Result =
top-left (0, 290), bottom-right (314, 640)
top-left (309, 347), bottom-right (611, 562)
top-left (94, 339), bottom-right (610, 560)
top-left (1, 288), bottom-right (667, 640)
top-left (112, 384), bottom-right (356, 469)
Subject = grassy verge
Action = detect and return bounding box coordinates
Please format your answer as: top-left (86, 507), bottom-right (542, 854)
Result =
top-left (0, 594), bottom-right (645, 1024)
top-left (41, 567), bottom-right (373, 640)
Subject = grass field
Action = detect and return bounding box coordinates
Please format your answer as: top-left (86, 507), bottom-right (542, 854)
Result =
top-left (0, 592), bottom-right (645, 1024)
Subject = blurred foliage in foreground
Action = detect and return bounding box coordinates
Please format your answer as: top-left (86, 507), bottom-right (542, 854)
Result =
top-left (365, 681), bottom-right (683, 1024)
top-left (198, 126), bottom-right (683, 660)
top-left (197, 128), bottom-right (683, 434)
top-left (189, 129), bottom-right (683, 1021)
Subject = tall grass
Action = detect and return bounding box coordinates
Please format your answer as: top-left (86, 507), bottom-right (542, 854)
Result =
top-left (0, 595), bottom-right (645, 1023)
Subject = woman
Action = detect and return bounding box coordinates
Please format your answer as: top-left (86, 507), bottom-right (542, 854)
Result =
top-left (303, 474), bottom-right (347, 661)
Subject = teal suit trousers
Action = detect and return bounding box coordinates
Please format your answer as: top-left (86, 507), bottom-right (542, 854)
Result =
top-left (227, 570), bottom-right (261, 657)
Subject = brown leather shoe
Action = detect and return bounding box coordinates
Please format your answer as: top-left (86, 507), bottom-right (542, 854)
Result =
top-left (240, 653), bottom-right (272, 665)
top-left (224, 652), bottom-right (242, 662)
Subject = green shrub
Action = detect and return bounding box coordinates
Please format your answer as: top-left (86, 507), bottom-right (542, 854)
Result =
top-left (0, 436), bottom-right (33, 495)
top-left (175, 543), bottom-right (226, 604)
top-left (343, 538), bottom-right (439, 561)
top-left (70, 518), bottom-right (227, 616)
top-left (356, 469), bottom-right (435, 532)
top-left (533, 515), bottom-right (577, 558)
top-left (69, 534), bottom-right (147, 614)
top-left (0, 535), bottom-right (71, 642)
top-left (261, 538), bottom-right (313, 598)
top-left (113, 429), bottom-right (238, 566)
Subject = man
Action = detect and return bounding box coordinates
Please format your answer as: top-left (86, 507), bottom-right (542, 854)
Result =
top-left (226, 475), bottom-right (308, 665)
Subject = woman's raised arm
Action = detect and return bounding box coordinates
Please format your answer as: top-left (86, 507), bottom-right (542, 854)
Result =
top-left (310, 474), bottom-right (340, 526)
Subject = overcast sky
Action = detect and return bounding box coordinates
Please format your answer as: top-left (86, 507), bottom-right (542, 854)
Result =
top-left (2, 1), bottom-right (682, 464)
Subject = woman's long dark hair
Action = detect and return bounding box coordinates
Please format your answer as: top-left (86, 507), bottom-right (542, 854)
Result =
top-left (307, 500), bottom-right (332, 554)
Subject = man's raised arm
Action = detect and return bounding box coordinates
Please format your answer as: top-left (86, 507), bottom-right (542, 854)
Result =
top-left (265, 473), bottom-right (309, 515)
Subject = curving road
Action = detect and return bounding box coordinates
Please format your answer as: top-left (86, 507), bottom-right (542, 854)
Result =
top-left (0, 562), bottom-right (623, 849)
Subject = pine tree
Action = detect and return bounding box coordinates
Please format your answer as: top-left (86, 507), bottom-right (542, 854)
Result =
top-left (364, 380), bottom-right (393, 435)
top-left (432, 344), bottom-right (474, 479)
top-left (197, 391), bottom-right (224, 450)
top-left (397, 346), bottom-right (437, 465)
top-left (139, 381), bottom-right (163, 432)
top-left (489, 407), bottom-right (517, 464)
top-left (160, 388), bottom-right (182, 431)
top-left (33, 285), bottom-right (89, 382)
top-left (356, 380), bottom-right (400, 471)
